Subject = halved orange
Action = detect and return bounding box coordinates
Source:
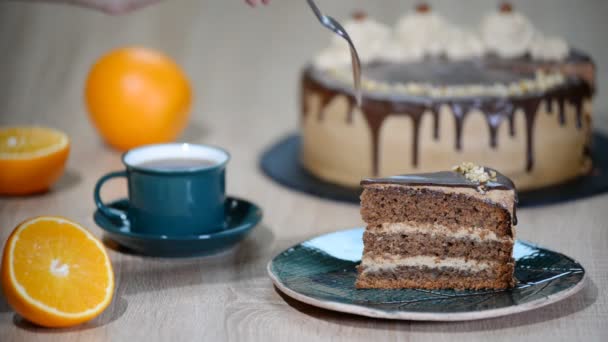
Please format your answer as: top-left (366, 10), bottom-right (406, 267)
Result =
top-left (1, 216), bottom-right (114, 327)
top-left (0, 126), bottom-right (70, 195)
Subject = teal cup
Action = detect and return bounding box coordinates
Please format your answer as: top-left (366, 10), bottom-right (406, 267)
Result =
top-left (94, 143), bottom-right (230, 236)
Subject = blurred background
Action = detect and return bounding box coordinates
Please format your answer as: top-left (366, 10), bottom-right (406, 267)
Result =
top-left (0, 0), bottom-right (606, 157)
top-left (0, 2), bottom-right (605, 337)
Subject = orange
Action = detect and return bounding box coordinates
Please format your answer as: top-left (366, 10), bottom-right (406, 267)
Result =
top-left (0, 126), bottom-right (70, 195)
top-left (1, 216), bottom-right (114, 327)
top-left (85, 47), bottom-right (192, 151)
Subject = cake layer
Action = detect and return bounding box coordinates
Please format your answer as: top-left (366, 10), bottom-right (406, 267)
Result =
top-left (356, 263), bottom-right (515, 290)
top-left (360, 172), bottom-right (517, 219)
top-left (360, 255), bottom-right (498, 272)
top-left (369, 222), bottom-right (508, 241)
top-left (362, 230), bottom-right (514, 262)
top-left (360, 186), bottom-right (513, 236)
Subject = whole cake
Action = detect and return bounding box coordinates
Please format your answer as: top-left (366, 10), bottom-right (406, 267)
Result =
top-left (356, 163), bottom-right (517, 290)
top-left (300, 3), bottom-right (595, 190)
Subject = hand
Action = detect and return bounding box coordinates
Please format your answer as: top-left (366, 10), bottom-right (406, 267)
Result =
top-left (63, 0), bottom-right (161, 14)
top-left (245, 0), bottom-right (270, 7)
top-left (21, 0), bottom-right (269, 14)
top-left (91, 0), bottom-right (160, 14)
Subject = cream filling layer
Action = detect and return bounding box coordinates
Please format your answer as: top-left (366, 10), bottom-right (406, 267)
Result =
top-left (371, 222), bottom-right (513, 242)
top-left (360, 256), bottom-right (496, 273)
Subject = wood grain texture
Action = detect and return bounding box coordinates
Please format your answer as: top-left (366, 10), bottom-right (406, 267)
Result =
top-left (0, 0), bottom-right (606, 341)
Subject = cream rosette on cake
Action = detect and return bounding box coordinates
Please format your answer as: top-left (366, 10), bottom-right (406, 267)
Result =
top-left (377, 39), bottom-right (425, 63)
top-left (444, 28), bottom-right (485, 60)
top-left (313, 15), bottom-right (392, 70)
top-left (481, 4), bottom-right (569, 60)
top-left (530, 33), bottom-right (569, 61)
top-left (394, 7), bottom-right (452, 57)
top-left (480, 6), bottom-right (536, 58)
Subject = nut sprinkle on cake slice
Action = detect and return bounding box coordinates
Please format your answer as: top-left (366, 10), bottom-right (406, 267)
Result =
top-left (356, 163), bottom-right (518, 290)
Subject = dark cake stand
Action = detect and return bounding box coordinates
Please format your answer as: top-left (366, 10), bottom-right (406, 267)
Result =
top-left (259, 132), bottom-right (608, 207)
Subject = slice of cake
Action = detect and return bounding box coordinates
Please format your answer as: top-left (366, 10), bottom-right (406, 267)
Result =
top-left (356, 163), bottom-right (517, 290)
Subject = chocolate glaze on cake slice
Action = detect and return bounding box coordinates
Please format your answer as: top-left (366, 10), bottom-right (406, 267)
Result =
top-left (356, 163), bottom-right (517, 290)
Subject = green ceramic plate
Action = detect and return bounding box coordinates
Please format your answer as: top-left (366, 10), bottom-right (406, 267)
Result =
top-left (268, 228), bottom-right (586, 321)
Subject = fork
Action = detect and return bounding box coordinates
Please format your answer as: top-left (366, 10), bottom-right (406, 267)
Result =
top-left (305, 0), bottom-right (362, 105)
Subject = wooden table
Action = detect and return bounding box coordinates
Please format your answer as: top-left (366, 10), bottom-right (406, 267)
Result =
top-left (0, 1), bottom-right (606, 341)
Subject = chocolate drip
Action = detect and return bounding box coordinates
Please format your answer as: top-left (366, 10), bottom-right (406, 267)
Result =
top-left (480, 101), bottom-right (515, 148)
top-left (300, 74), bottom-right (309, 122)
top-left (317, 91), bottom-right (338, 121)
top-left (302, 72), bottom-right (354, 123)
top-left (399, 103), bottom-right (427, 166)
top-left (431, 106), bottom-right (440, 140)
top-left (301, 58), bottom-right (593, 176)
top-left (546, 82), bottom-right (593, 129)
top-left (556, 90), bottom-right (567, 125)
top-left (404, 103), bottom-right (427, 166)
top-left (546, 97), bottom-right (553, 114)
top-left (573, 81), bottom-right (593, 128)
top-left (573, 97), bottom-right (584, 129)
top-left (508, 114), bottom-right (516, 137)
top-left (345, 97), bottom-right (356, 124)
top-left (360, 104), bottom-right (391, 175)
top-left (448, 102), bottom-right (473, 151)
top-left (359, 101), bottom-right (428, 172)
top-left (515, 98), bottom-right (542, 171)
top-left (412, 116), bottom-right (422, 165)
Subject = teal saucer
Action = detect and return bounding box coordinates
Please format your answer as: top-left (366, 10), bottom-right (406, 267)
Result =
top-left (94, 196), bottom-right (262, 257)
top-left (268, 228), bottom-right (586, 321)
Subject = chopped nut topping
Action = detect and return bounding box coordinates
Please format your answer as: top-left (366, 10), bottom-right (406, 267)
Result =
top-left (452, 162), bottom-right (498, 184)
top-left (352, 10), bottom-right (367, 21)
top-left (330, 67), bottom-right (567, 98)
top-left (416, 3), bottom-right (431, 13)
top-left (499, 2), bottom-right (513, 13)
